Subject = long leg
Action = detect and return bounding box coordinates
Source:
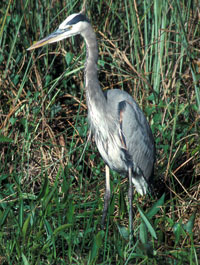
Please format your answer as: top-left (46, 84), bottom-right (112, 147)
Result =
top-left (128, 165), bottom-right (133, 242)
top-left (101, 164), bottom-right (111, 227)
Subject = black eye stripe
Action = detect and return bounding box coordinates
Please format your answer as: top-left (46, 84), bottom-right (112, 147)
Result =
top-left (66, 14), bottom-right (90, 26)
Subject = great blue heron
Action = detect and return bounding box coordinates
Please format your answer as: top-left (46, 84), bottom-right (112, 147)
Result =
top-left (28, 11), bottom-right (155, 240)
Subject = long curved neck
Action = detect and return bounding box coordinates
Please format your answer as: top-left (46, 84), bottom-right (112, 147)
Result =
top-left (81, 25), bottom-right (106, 111)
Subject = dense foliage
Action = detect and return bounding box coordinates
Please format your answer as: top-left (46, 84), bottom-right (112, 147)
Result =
top-left (0, 0), bottom-right (199, 264)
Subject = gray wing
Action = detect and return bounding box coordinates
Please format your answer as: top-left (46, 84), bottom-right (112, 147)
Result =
top-left (104, 89), bottom-right (155, 181)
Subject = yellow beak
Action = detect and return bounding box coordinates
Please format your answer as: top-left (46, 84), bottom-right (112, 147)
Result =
top-left (27, 28), bottom-right (68, 51)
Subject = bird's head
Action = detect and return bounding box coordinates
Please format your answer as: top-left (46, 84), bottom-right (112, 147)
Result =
top-left (27, 13), bottom-right (90, 50)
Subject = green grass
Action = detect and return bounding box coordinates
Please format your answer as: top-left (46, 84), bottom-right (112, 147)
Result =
top-left (0, 0), bottom-right (200, 264)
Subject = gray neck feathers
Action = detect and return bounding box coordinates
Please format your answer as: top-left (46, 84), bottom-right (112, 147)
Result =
top-left (81, 25), bottom-right (106, 110)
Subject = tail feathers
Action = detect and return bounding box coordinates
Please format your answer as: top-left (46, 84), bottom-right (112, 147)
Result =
top-left (132, 175), bottom-right (148, 196)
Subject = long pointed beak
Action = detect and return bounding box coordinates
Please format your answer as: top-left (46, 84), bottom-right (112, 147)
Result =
top-left (27, 28), bottom-right (69, 51)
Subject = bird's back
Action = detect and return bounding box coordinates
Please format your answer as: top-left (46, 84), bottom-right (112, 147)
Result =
top-left (105, 89), bottom-right (155, 177)
top-left (88, 88), bottom-right (155, 194)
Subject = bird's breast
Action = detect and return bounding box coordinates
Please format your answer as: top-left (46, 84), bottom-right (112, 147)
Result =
top-left (87, 95), bottom-right (129, 174)
top-left (92, 125), bottom-right (128, 174)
